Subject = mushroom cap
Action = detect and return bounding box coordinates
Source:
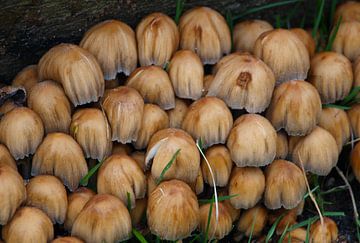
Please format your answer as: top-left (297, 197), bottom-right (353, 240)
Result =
top-left (179, 7), bottom-right (231, 64)
top-left (229, 167), bottom-right (265, 209)
top-left (28, 80), bottom-right (72, 134)
top-left (331, 21), bottom-right (360, 61)
top-left (130, 197), bottom-right (147, 226)
top-left (80, 19), bottom-right (137, 79)
top-left (64, 187), bottom-right (95, 231)
top-left (310, 217), bottom-right (338, 243)
top-left (348, 104), bottom-right (360, 138)
top-left (97, 154), bottom-right (146, 209)
top-left (126, 66), bottom-right (175, 110)
top-left (145, 128), bottom-right (200, 184)
top-left (354, 56), bottom-right (360, 88)
top-left (112, 142), bottom-right (133, 155)
top-left (334, 1), bottom-right (360, 23)
top-left (264, 159), bottom-right (307, 209)
top-left (182, 97), bottom-right (233, 148)
top-left (201, 145), bottom-right (233, 187)
top-left (0, 165), bottom-right (26, 225)
top-left (147, 179), bottom-right (200, 241)
top-left (227, 114), bottom-right (277, 167)
top-left (31, 133), bottom-right (88, 192)
top-left (266, 80), bottom-right (322, 136)
top-left (351, 142), bottom-right (360, 183)
top-left (233, 19), bottom-right (273, 53)
top-left (70, 108), bottom-right (112, 160)
top-left (0, 100), bottom-right (19, 115)
top-left (12, 64), bottom-right (39, 93)
top-left (71, 194), bottom-right (132, 243)
top-left (254, 29), bottom-right (310, 84)
top-left (134, 104), bottom-right (169, 150)
top-left (199, 202), bottom-right (233, 240)
top-left (0, 107), bottom-right (44, 160)
top-left (308, 52), bottom-right (353, 104)
top-left (38, 43), bottom-right (105, 106)
top-left (2, 207), bottom-right (54, 243)
top-left (167, 98), bottom-right (189, 129)
top-left (207, 53), bottom-right (275, 112)
top-left (237, 205), bottom-right (268, 237)
top-left (102, 86), bottom-right (144, 143)
top-left (292, 126), bottom-right (339, 176)
top-left (290, 28), bottom-right (316, 57)
top-left (275, 131), bottom-right (289, 159)
top-left (136, 12), bottom-right (179, 67)
top-left (52, 236), bottom-right (84, 243)
top-left (131, 151), bottom-right (146, 171)
top-left (168, 50), bottom-right (204, 100)
top-left (25, 175), bottom-right (67, 224)
top-left (0, 144), bottom-right (17, 170)
top-left (202, 74), bottom-right (214, 96)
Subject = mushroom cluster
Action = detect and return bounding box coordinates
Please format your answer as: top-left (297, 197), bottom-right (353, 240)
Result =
top-left (3, 1), bottom-right (360, 242)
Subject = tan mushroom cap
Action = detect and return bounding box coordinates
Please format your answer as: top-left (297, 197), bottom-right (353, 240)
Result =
top-left (310, 217), bottom-right (338, 243)
top-left (331, 21), bottom-right (360, 62)
top-left (334, 1), bottom-right (360, 23)
top-left (0, 144), bottom-right (17, 170)
top-left (12, 64), bottom-right (39, 93)
top-left (290, 28), bottom-right (316, 57)
top-left (237, 205), bottom-right (268, 237)
top-left (348, 104), bottom-right (360, 138)
top-left (52, 236), bottom-right (84, 243)
top-left (275, 131), bottom-right (288, 159)
top-left (167, 98), bottom-right (189, 129)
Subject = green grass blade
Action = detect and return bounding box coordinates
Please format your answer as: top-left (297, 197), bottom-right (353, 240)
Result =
top-left (329, 0), bottom-right (338, 28)
top-left (174, 0), bottom-right (185, 25)
top-left (79, 159), bottom-right (104, 186)
top-left (132, 228), bottom-right (148, 243)
top-left (156, 149), bottom-right (181, 185)
top-left (312, 0), bottom-right (325, 38)
top-left (275, 15), bottom-right (282, 28)
top-left (305, 220), bottom-right (311, 243)
top-left (265, 213), bottom-right (286, 243)
top-left (323, 211), bottom-right (345, 217)
top-left (198, 194), bottom-right (239, 204)
top-left (326, 15), bottom-right (342, 51)
top-left (204, 199), bottom-right (214, 243)
top-left (322, 104), bottom-right (351, 110)
top-left (278, 223), bottom-right (290, 243)
top-left (197, 138), bottom-right (204, 152)
top-left (319, 185), bottom-right (347, 195)
top-left (340, 86), bottom-right (360, 106)
top-left (248, 209), bottom-right (259, 243)
top-left (303, 185), bottom-right (320, 199)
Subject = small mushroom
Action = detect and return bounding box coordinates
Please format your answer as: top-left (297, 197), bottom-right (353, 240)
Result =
top-left (275, 131), bottom-right (288, 159)
top-left (182, 97), bottom-right (233, 148)
top-left (168, 50), bottom-right (204, 100)
top-left (0, 107), bottom-right (44, 159)
top-left (70, 108), bottom-right (112, 160)
top-left (2, 207), bottom-right (54, 243)
top-left (229, 167), bottom-right (265, 209)
top-left (12, 64), bottom-right (39, 93)
top-left (102, 86), bottom-right (144, 143)
top-left (334, 1), bottom-right (360, 23)
top-left (290, 28), bottom-right (316, 57)
top-left (254, 29), bottom-right (310, 84)
top-left (266, 80), bottom-right (322, 136)
top-left (354, 56), bottom-right (360, 88)
top-left (112, 142), bottom-right (133, 155)
top-left (31, 133), bottom-right (88, 191)
top-left (331, 21), bottom-right (360, 61)
top-left (348, 104), bottom-right (360, 138)
top-left (52, 236), bottom-right (84, 243)
top-left (0, 144), bottom-right (17, 170)
top-left (147, 179), bottom-right (200, 241)
top-left (227, 114), bottom-right (276, 167)
top-left (28, 80), bottom-right (72, 134)
top-left (283, 228), bottom-right (307, 243)
top-left (179, 7), bottom-right (231, 64)
top-left (310, 217), bottom-right (338, 243)
top-left (167, 98), bottom-right (189, 129)
top-left (131, 151), bottom-right (146, 171)
top-left (71, 194), bottom-right (132, 243)
top-left (130, 197), bottom-right (147, 226)
top-left (97, 154), bottom-right (146, 209)
top-left (38, 43), bottom-right (104, 106)
top-left (264, 159), bottom-right (306, 209)
top-left (80, 20), bottom-right (137, 80)
top-left (233, 20), bottom-right (273, 53)
top-left (237, 205), bottom-right (268, 238)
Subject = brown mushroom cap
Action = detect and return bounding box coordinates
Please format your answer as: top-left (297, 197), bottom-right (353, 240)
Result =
top-left (275, 131), bottom-right (289, 159)
top-left (331, 21), bottom-right (360, 61)
top-left (310, 217), bottom-right (339, 243)
top-left (0, 107), bottom-right (44, 160)
top-left (167, 98), bottom-right (189, 129)
top-left (354, 56), bottom-right (360, 89)
top-left (130, 197), bottom-right (147, 226)
top-left (136, 12), bottom-right (179, 67)
top-left (348, 104), bottom-right (360, 138)
top-left (52, 236), bottom-right (84, 243)
top-left (334, 1), bottom-right (360, 23)
top-left (179, 7), bottom-right (231, 64)
top-left (0, 144), bottom-right (17, 170)
top-left (264, 159), bottom-right (307, 209)
top-left (80, 19), bottom-right (137, 79)
top-left (2, 207), bottom-right (54, 243)
top-left (147, 179), bottom-right (200, 241)
top-left (12, 64), bottom-right (39, 93)
top-left (31, 133), bottom-right (88, 192)
top-left (290, 28), bottom-right (316, 57)
top-left (71, 194), bottom-right (132, 243)
top-left (237, 205), bottom-right (268, 237)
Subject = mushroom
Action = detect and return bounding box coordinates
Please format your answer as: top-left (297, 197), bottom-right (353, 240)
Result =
top-left (70, 108), bottom-right (112, 160)
top-left (254, 29), bottom-right (310, 84)
top-left (354, 56), bottom-right (360, 89)
top-left (193, 168), bottom-right (204, 195)
top-left (276, 131), bottom-right (288, 159)
top-left (12, 64), bottom-right (39, 93)
top-left (201, 145), bottom-right (233, 187)
top-left (147, 179), bottom-right (200, 241)
top-left (348, 104), bottom-right (360, 138)
top-left (52, 236), bottom-right (84, 243)
top-left (229, 167), bottom-right (265, 209)
top-left (25, 175), bottom-right (67, 224)
top-left (308, 52), bottom-right (353, 104)
top-left (318, 107), bottom-right (351, 152)
top-left (97, 154), bottom-right (146, 209)
top-left (71, 194), bottom-right (132, 243)
top-left (266, 80), bottom-right (322, 136)
top-left (207, 53), bottom-right (275, 113)
top-left (38, 43), bottom-right (104, 106)
top-left (31, 133), bottom-right (88, 191)
top-left (0, 100), bottom-right (19, 115)
top-left (168, 50), bottom-right (204, 100)
top-left (310, 217), bottom-right (338, 243)
top-left (351, 142), bottom-right (360, 183)
top-left (334, 1), bottom-right (360, 23)
top-left (136, 12), bottom-right (179, 67)
top-left (64, 187), bottom-right (95, 231)
top-left (0, 144), bottom-right (17, 170)
top-left (290, 28), bottom-right (316, 57)
top-left (227, 114), bottom-right (277, 167)
top-left (80, 20), bottom-right (137, 80)
top-left (233, 20), bottom-right (273, 53)
top-left (202, 74), bottom-right (214, 96)
top-left (237, 205), bottom-right (268, 238)
top-left (28, 80), bottom-right (72, 134)
top-left (0, 107), bottom-right (44, 160)
top-left (167, 98), bottom-right (189, 129)
top-left (265, 159), bottom-right (307, 209)
top-left (179, 7), bottom-right (231, 64)
top-left (182, 97), bottom-right (233, 148)
top-left (112, 142), bottom-right (133, 155)
top-left (102, 86), bottom-right (144, 143)
top-left (2, 207), bottom-right (54, 242)
top-left (130, 197), bottom-right (147, 226)
top-left (0, 165), bottom-right (26, 225)
top-left (126, 66), bottom-right (175, 110)
top-left (199, 202), bottom-right (233, 240)
top-left (145, 128), bottom-right (200, 184)
top-left (134, 104), bottom-right (169, 150)
top-left (331, 21), bottom-right (360, 62)
top-left (292, 126), bottom-right (339, 176)
top-left (283, 228), bottom-right (307, 243)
